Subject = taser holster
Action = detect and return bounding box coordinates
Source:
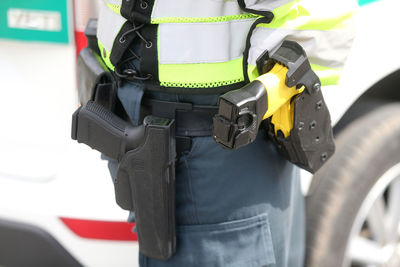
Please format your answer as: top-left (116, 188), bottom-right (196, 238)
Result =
top-left (263, 41), bottom-right (335, 173)
top-left (71, 20), bottom-right (176, 260)
top-left (213, 41), bottom-right (335, 173)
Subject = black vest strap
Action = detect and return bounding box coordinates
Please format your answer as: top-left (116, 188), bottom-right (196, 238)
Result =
top-left (139, 24), bottom-right (159, 81)
top-left (120, 0), bottom-right (155, 24)
top-left (110, 22), bottom-right (135, 66)
top-left (242, 16), bottom-right (271, 83)
top-left (237, 0), bottom-right (274, 20)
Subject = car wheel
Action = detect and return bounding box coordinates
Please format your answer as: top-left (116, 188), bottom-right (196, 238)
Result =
top-left (306, 103), bottom-right (400, 267)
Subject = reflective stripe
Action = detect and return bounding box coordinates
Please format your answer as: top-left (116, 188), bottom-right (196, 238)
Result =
top-left (261, 0), bottom-right (357, 30)
top-left (104, 0), bottom-right (121, 5)
top-left (244, 0), bottom-right (293, 12)
top-left (248, 26), bottom-right (355, 70)
top-left (158, 19), bottom-right (255, 64)
top-left (159, 58), bottom-right (244, 88)
top-left (310, 64), bottom-right (341, 86)
top-left (103, 0), bottom-right (122, 14)
top-left (97, 1), bottom-right (126, 52)
top-left (151, 14), bottom-right (256, 24)
top-left (98, 40), bottom-right (115, 70)
top-left (248, 63), bottom-right (341, 86)
top-left (106, 3), bottom-right (121, 15)
top-left (247, 65), bottom-right (260, 82)
top-left (151, 0), bottom-right (246, 22)
top-left (245, 0), bottom-right (356, 86)
top-left (248, 64), bottom-right (341, 86)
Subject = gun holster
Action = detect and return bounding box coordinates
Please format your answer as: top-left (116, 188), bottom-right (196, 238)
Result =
top-left (73, 21), bottom-right (177, 260)
top-left (116, 116), bottom-right (176, 260)
top-left (72, 101), bottom-right (177, 261)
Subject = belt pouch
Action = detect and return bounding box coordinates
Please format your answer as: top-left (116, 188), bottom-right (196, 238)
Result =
top-left (116, 118), bottom-right (176, 261)
top-left (84, 18), bottom-right (100, 55)
top-left (77, 47), bottom-right (117, 111)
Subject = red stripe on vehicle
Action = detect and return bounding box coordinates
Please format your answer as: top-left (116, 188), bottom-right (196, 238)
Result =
top-left (74, 30), bottom-right (87, 58)
top-left (60, 217), bottom-right (137, 241)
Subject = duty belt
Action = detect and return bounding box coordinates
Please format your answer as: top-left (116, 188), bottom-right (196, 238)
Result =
top-left (142, 98), bottom-right (218, 155)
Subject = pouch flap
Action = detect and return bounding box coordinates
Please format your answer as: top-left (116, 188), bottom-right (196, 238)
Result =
top-left (77, 47), bottom-right (114, 105)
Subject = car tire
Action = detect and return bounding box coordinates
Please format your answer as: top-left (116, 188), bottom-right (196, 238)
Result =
top-left (305, 103), bottom-right (400, 267)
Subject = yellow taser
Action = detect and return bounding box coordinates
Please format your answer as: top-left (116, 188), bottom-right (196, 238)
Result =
top-left (213, 40), bottom-right (335, 173)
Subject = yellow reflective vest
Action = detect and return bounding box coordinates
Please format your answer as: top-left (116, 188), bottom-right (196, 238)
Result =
top-left (97, 0), bottom-right (357, 92)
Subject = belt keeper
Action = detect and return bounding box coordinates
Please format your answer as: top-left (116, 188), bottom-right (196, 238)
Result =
top-left (142, 99), bottom-right (218, 154)
top-left (176, 136), bottom-right (192, 156)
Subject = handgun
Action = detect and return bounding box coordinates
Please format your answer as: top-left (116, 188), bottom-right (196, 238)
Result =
top-left (71, 100), bottom-right (176, 261)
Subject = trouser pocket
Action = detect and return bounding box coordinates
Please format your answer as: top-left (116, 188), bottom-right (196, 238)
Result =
top-left (142, 213), bottom-right (275, 267)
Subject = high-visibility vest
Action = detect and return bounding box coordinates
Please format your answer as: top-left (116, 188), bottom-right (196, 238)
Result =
top-left (97, 0), bottom-right (357, 92)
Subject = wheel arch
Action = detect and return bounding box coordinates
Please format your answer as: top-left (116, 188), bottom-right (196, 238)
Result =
top-left (333, 69), bottom-right (400, 135)
top-left (303, 69), bottom-right (400, 195)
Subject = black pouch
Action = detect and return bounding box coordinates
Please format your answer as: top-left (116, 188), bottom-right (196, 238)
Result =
top-left (76, 18), bottom-right (117, 110)
top-left (84, 18), bottom-right (100, 55)
top-left (77, 47), bottom-right (118, 111)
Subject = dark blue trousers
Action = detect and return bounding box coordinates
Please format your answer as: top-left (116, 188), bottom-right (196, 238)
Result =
top-left (107, 81), bottom-right (305, 267)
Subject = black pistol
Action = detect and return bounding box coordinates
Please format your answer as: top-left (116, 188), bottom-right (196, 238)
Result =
top-left (71, 101), bottom-right (176, 261)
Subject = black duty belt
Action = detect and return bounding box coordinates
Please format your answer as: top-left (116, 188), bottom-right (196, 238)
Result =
top-left (142, 99), bottom-right (218, 155)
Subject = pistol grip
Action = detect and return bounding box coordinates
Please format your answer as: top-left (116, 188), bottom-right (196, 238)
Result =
top-left (71, 101), bottom-right (144, 161)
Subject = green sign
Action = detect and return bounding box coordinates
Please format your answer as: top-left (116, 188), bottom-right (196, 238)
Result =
top-left (358, 0), bottom-right (381, 6)
top-left (0, 0), bottom-right (69, 43)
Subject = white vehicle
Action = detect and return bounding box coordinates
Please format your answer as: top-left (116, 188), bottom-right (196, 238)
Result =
top-left (305, 1), bottom-right (400, 266)
top-left (0, 0), bottom-right (398, 266)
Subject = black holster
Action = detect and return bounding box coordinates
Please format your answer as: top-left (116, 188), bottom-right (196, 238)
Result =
top-left (73, 25), bottom-right (177, 259)
top-left (116, 120), bottom-right (176, 260)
